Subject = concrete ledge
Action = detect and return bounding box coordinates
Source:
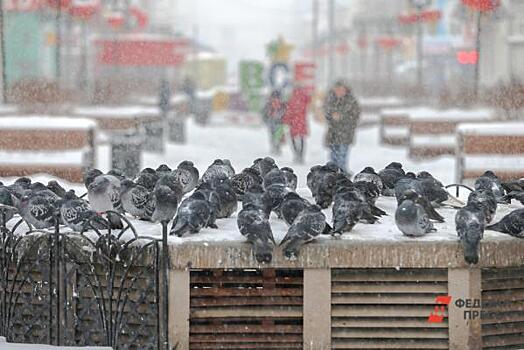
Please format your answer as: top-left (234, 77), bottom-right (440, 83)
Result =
top-left (169, 238), bottom-right (524, 270)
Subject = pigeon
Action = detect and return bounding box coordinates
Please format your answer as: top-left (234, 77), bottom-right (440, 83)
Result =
top-left (155, 173), bottom-right (184, 202)
top-left (307, 164), bottom-right (340, 209)
top-left (251, 157), bottom-right (278, 178)
top-left (501, 178), bottom-right (524, 193)
top-left (398, 189), bottom-right (445, 223)
top-left (19, 190), bottom-right (57, 230)
top-left (263, 168), bottom-right (287, 189)
top-left (84, 169), bottom-right (103, 188)
top-left (212, 179), bottom-right (238, 219)
top-left (47, 180), bottom-right (67, 198)
top-left (475, 171), bottom-right (508, 204)
top-left (503, 191), bottom-right (524, 205)
top-left (237, 203), bottom-right (275, 264)
top-left (467, 189), bottom-right (497, 224)
top-left (416, 172), bottom-right (453, 207)
top-left (281, 167), bottom-right (298, 191)
top-left (394, 173), bottom-right (419, 202)
top-left (135, 169), bottom-right (160, 190)
top-left (107, 169), bottom-right (126, 181)
top-left (331, 189), bottom-right (368, 235)
top-left (59, 190), bottom-right (105, 231)
top-left (354, 181), bottom-right (383, 210)
top-left (395, 191), bottom-right (436, 237)
top-left (354, 167), bottom-right (383, 192)
top-left (193, 182), bottom-right (221, 228)
top-left (280, 205), bottom-right (327, 260)
top-left (156, 164), bottom-right (172, 177)
top-left (87, 175), bottom-right (123, 229)
top-left (242, 184), bottom-right (271, 216)
top-left (173, 161), bottom-right (199, 194)
top-left (151, 185), bottom-right (179, 224)
top-left (0, 187), bottom-right (17, 226)
top-left (120, 179), bottom-right (152, 220)
top-left (263, 183), bottom-right (291, 215)
top-left (170, 192), bottom-right (212, 237)
top-left (200, 159), bottom-right (235, 183)
top-left (231, 168), bottom-right (263, 199)
top-left (455, 200), bottom-right (486, 264)
top-left (7, 177), bottom-right (32, 208)
top-left (277, 192), bottom-right (311, 226)
top-left (378, 162), bottom-right (406, 196)
top-left (486, 209), bottom-right (524, 238)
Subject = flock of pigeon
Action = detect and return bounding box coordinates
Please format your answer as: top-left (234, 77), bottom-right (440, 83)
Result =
top-left (0, 156), bottom-right (523, 265)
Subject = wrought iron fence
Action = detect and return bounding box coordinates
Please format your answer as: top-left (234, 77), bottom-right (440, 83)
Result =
top-left (0, 207), bottom-right (171, 350)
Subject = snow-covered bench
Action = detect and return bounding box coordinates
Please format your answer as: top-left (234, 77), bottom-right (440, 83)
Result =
top-left (408, 108), bottom-right (494, 159)
top-left (0, 117), bottom-right (97, 182)
top-left (379, 107), bottom-right (423, 146)
top-left (359, 97), bottom-right (404, 126)
top-left (456, 122), bottom-right (524, 182)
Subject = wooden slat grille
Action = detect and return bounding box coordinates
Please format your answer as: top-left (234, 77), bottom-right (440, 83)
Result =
top-left (482, 267), bottom-right (524, 350)
top-left (189, 269), bottom-right (303, 350)
top-left (331, 268), bottom-right (449, 349)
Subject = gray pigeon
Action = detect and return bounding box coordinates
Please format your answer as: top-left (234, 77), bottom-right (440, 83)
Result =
top-left (237, 203), bottom-right (275, 264)
top-left (87, 175), bottom-right (123, 229)
top-left (487, 209), bottom-right (524, 238)
top-left (281, 167), bottom-right (298, 191)
top-left (170, 192), bottom-right (212, 237)
top-left (395, 191), bottom-right (436, 237)
top-left (467, 189), bottom-right (497, 224)
top-left (280, 205), bottom-right (327, 260)
top-left (19, 191), bottom-right (57, 230)
top-left (173, 161), bottom-right (199, 194)
top-left (59, 190), bottom-right (105, 231)
top-left (332, 189), bottom-right (370, 235)
top-left (0, 187), bottom-right (17, 226)
top-left (475, 171), bottom-right (508, 204)
top-left (251, 157), bottom-right (277, 178)
top-left (151, 185), bottom-right (179, 223)
top-left (201, 159), bottom-right (235, 183)
top-left (120, 179), bottom-right (151, 220)
top-left (398, 189), bottom-right (445, 223)
top-left (455, 201), bottom-right (486, 264)
top-left (354, 167), bottom-right (383, 192)
top-left (231, 168), bottom-right (263, 199)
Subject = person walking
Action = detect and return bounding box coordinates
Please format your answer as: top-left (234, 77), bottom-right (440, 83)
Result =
top-left (282, 84), bottom-right (312, 164)
top-left (262, 91), bottom-right (287, 155)
top-left (323, 80), bottom-right (361, 173)
top-left (159, 79), bottom-right (172, 119)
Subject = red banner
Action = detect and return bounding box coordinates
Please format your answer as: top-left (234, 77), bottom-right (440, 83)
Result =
top-left (96, 38), bottom-right (188, 66)
top-left (5, 0), bottom-right (44, 11)
top-left (462, 0), bottom-right (500, 12)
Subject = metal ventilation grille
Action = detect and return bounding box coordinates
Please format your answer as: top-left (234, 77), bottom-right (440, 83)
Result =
top-left (189, 269), bottom-right (303, 350)
top-left (482, 267), bottom-right (524, 350)
top-left (331, 268), bottom-right (449, 349)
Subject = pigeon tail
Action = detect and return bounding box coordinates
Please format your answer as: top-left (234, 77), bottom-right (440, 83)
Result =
top-left (170, 218), bottom-right (191, 237)
top-left (107, 212), bottom-right (123, 230)
top-left (462, 239), bottom-right (480, 265)
top-left (486, 221), bottom-right (505, 233)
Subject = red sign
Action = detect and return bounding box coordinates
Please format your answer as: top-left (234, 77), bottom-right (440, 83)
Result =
top-left (97, 38), bottom-right (189, 66)
top-left (68, 0), bottom-right (101, 20)
top-left (462, 0), bottom-right (500, 12)
top-left (377, 37), bottom-right (401, 50)
top-left (457, 50), bottom-right (478, 65)
top-left (399, 10), bottom-right (442, 25)
top-left (294, 62), bottom-right (315, 93)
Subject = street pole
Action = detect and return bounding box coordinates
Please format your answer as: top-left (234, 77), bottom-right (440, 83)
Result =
top-left (0, 0), bottom-right (6, 103)
top-left (473, 10), bottom-right (482, 100)
top-left (327, 0), bottom-right (335, 86)
top-left (312, 0), bottom-right (319, 86)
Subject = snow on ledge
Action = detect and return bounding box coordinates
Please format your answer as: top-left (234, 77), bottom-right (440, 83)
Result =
top-left (73, 106), bottom-right (159, 118)
top-left (381, 107), bottom-right (431, 116)
top-left (360, 96), bottom-right (403, 107)
top-left (0, 116), bottom-right (96, 130)
top-left (458, 122), bottom-right (524, 136)
top-left (0, 337), bottom-right (111, 349)
top-left (0, 150), bottom-right (87, 165)
top-left (464, 155), bottom-right (524, 170)
top-left (409, 108), bottom-right (494, 121)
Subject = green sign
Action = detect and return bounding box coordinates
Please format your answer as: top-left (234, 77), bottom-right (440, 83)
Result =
top-left (239, 61), bottom-right (265, 112)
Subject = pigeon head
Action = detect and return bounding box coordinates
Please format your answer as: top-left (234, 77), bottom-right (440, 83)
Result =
top-left (154, 185), bottom-right (178, 206)
top-left (405, 172), bottom-right (417, 179)
top-left (120, 179), bottom-right (136, 191)
top-left (212, 159), bottom-right (225, 165)
top-left (15, 177), bottom-right (32, 188)
top-left (64, 190), bottom-right (78, 200)
top-left (156, 164), bottom-right (172, 173)
top-left (107, 169), bottom-right (125, 180)
top-left (281, 167), bottom-right (295, 174)
top-left (30, 182), bottom-right (48, 192)
top-left (140, 167), bottom-right (157, 175)
top-left (325, 162), bottom-right (341, 173)
top-left (88, 176), bottom-right (110, 193)
top-left (400, 189), bottom-right (419, 202)
top-left (386, 162), bottom-right (403, 170)
top-left (47, 180), bottom-right (66, 197)
top-left (361, 167), bottom-right (376, 174)
top-left (191, 191), bottom-right (207, 201)
top-left (417, 171), bottom-right (433, 179)
top-left (483, 170), bottom-right (497, 179)
top-left (84, 169), bottom-right (103, 187)
top-left (178, 160), bottom-right (194, 169)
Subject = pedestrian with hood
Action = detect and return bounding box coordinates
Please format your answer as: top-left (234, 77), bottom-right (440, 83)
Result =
top-left (282, 83), bottom-right (312, 164)
top-left (323, 80), bottom-right (361, 174)
top-left (262, 90), bottom-right (287, 155)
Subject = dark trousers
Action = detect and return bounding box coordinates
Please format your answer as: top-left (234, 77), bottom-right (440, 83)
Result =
top-left (329, 144), bottom-right (350, 173)
top-left (292, 137), bottom-right (305, 163)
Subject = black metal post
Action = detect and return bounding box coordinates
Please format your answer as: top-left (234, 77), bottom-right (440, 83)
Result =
top-left (0, 0), bottom-right (7, 103)
top-left (161, 221), bottom-right (169, 350)
top-left (54, 214), bottom-right (61, 345)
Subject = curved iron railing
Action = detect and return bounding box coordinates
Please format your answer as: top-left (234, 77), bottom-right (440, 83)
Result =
top-left (445, 183), bottom-right (474, 198)
top-left (0, 208), bottom-right (170, 350)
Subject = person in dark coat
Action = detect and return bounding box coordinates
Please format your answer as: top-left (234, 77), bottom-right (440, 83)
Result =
top-left (323, 80), bottom-right (361, 173)
top-left (282, 84), bottom-right (312, 164)
top-left (263, 91), bottom-right (287, 155)
top-left (159, 79), bottom-right (172, 119)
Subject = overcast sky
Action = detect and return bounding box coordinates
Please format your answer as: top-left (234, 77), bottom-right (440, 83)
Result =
top-left (176, 0), bottom-right (310, 79)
